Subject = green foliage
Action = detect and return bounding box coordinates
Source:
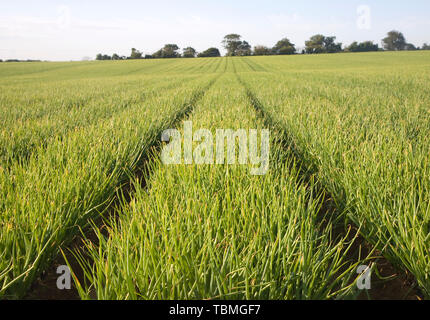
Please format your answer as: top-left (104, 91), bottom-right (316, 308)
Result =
top-left (112, 53), bottom-right (121, 60)
top-left (272, 38), bottom-right (296, 55)
top-left (346, 41), bottom-right (379, 52)
top-left (1, 52), bottom-right (430, 300)
top-left (183, 47), bottom-right (197, 58)
top-left (253, 45), bottom-right (272, 56)
top-left (382, 31), bottom-right (407, 51)
top-left (96, 53), bottom-right (112, 60)
top-left (305, 35), bottom-right (342, 54)
top-left (0, 60), bottom-right (215, 298)
top-left (197, 48), bottom-right (221, 57)
top-left (73, 75), bottom-right (361, 300)
top-left (222, 34), bottom-right (252, 56)
top-left (239, 51), bottom-right (430, 297)
top-left (405, 43), bottom-right (417, 51)
top-left (129, 48), bottom-right (143, 59)
top-left (222, 34), bottom-right (242, 56)
top-left (153, 44), bottom-right (181, 58)
top-left (236, 41), bottom-right (252, 56)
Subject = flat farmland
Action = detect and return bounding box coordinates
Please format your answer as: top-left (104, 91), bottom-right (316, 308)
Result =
top-left (0, 51), bottom-right (429, 299)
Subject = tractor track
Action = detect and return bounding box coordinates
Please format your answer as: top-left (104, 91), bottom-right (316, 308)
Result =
top-left (234, 68), bottom-right (423, 300)
top-left (24, 73), bottom-right (222, 300)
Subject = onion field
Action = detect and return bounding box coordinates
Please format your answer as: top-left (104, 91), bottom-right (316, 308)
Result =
top-left (0, 51), bottom-right (429, 300)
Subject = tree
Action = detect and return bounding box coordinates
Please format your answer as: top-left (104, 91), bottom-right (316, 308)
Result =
top-left (346, 41), bottom-right (359, 52)
top-left (222, 34), bottom-right (243, 56)
top-left (153, 44), bottom-right (180, 58)
top-left (183, 47), bottom-right (197, 58)
top-left (152, 49), bottom-right (163, 59)
top-left (112, 53), bottom-right (121, 60)
top-left (272, 38), bottom-right (296, 55)
top-left (405, 43), bottom-right (417, 51)
top-left (222, 34), bottom-right (252, 56)
top-left (346, 41), bottom-right (378, 52)
top-left (305, 35), bottom-right (342, 54)
top-left (323, 36), bottom-right (342, 53)
top-left (422, 43), bottom-right (430, 50)
top-left (198, 48), bottom-right (221, 57)
top-left (163, 44), bottom-right (180, 58)
top-left (236, 41), bottom-right (252, 56)
top-left (359, 41), bottom-right (379, 52)
top-left (253, 45), bottom-right (271, 56)
top-left (305, 34), bottom-right (325, 54)
top-left (382, 31), bottom-right (407, 51)
top-left (129, 48), bottom-right (143, 59)
top-left (96, 53), bottom-right (112, 60)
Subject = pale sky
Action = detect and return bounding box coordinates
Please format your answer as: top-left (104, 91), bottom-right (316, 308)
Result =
top-left (0, 0), bottom-right (429, 61)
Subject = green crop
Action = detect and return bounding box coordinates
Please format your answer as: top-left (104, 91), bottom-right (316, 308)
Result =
top-left (72, 75), bottom-right (362, 300)
top-left (0, 51), bottom-right (428, 299)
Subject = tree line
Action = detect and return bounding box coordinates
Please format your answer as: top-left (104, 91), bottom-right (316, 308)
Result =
top-left (96, 45), bottom-right (221, 60)
top-left (1, 30), bottom-right (429, 63)
top-left (0, 59), bottom-right (42, 63)
top-left (96, 30), bottom-right (430, 60)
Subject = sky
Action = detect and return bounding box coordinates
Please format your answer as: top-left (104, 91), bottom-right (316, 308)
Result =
top-left (0, 0), bottom-right (429, 61)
